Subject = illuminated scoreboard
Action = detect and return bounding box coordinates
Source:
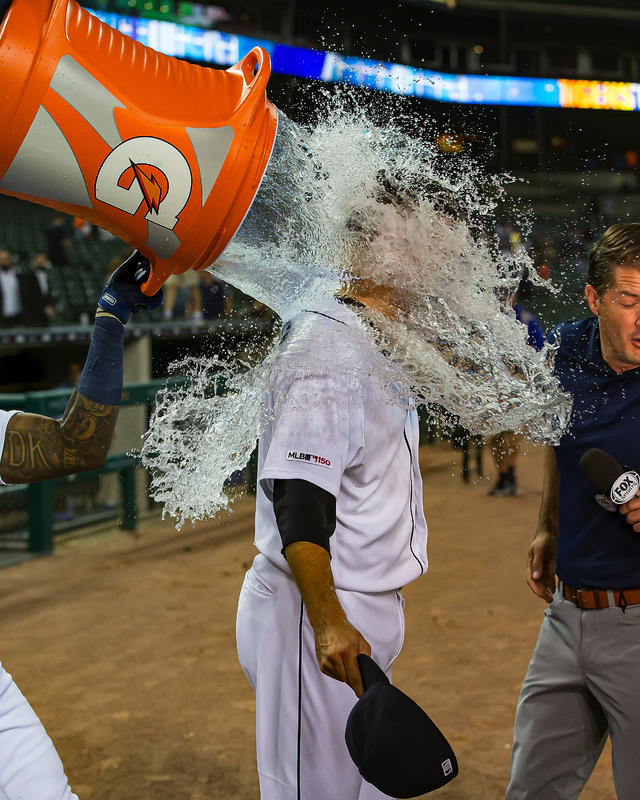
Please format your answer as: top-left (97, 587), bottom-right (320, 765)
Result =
top-left (86, 8), bottom-right (640, 112)
top-left (558, 80), bottom-right (640, 111)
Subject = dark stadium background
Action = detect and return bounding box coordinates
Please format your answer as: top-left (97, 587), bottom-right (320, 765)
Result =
top-left (2, 0), bottom-right (639, 552)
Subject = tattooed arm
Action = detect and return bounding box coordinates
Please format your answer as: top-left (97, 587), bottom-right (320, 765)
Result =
top-left (1, 393), bottom-right (119, 483)
top-left (0, 252), bottom-right (162, 485)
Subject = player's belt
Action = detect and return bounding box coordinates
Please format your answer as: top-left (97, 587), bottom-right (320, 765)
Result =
top-left (562, 583), bottom-right (640, 610)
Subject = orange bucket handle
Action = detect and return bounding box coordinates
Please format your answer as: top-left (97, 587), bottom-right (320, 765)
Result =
top-left (232, 46), bottom-right (272, 107)
top-left (241, 47), bottom-right (267, 89)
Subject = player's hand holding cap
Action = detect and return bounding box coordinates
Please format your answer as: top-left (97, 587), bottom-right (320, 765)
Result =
top-left (98, 251), bottom-right (163, 324)
top-left (345, 654), bottom-right (458, 798)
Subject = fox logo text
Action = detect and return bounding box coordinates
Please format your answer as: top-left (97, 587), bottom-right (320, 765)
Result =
top-left (610, 470), bottom-right (640, 505)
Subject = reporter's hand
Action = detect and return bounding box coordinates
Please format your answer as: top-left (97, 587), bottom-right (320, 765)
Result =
top-left (527, 530), bottom-right (557, 603)
top-left (619, 490), bottom-right (640, 533)
top-left (98, 251), bottom-right (163, 323)
top-left (313, 617), bottom-right (371, 698)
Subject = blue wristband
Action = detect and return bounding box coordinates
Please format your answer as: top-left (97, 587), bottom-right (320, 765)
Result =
top-left (76, 316), bottom-right (125, 406)
top-left (97, 288), bottom-right (137, 325)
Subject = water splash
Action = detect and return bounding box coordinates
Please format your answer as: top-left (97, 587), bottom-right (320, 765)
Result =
top-left (142, 92), bottom-right (572, 527)
top-left (141, 351), bottom-right (275, 528)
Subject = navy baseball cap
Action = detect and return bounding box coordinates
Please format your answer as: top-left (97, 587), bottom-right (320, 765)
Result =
top-left (345, 655), bottom-right (458, 798)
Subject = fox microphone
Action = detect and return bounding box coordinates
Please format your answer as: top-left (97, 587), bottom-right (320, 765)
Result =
top-left (579, 448), bottom-right (640, 512)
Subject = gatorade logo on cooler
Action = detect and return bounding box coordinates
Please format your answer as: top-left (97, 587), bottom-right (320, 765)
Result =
top-left (94, 136), bottom-right (195, 259)
top-left (95, 137), bottom-right (192, 231)
top-left (129, 161), bottom-right (165, 215)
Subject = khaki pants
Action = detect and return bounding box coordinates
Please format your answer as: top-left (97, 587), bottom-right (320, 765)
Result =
top-left (507, 589), bottom-right (640, 800)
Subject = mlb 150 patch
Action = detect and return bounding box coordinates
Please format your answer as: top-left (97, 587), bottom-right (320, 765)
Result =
top-left (287, 451), bottom-right (332, 469)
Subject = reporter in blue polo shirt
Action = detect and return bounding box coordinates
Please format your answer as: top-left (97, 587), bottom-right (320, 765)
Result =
top-left (506, 223), bottom-right (640, 800)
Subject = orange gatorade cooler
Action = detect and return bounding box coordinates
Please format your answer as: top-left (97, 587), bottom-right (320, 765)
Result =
top-left (0, 0), bottom-right (278, 294)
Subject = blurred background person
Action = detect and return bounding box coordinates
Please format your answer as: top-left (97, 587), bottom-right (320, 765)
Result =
top-left (72, 216), bottom-right (93, 239)
top-left (162, 269), bottom-right (203, 320)
top-left (54, 361), bottom-right (82, 391)
top-left (19, 253), bottom-right (55, 327)
top-left (0, 248), bottom-right (21, 328)
top-left (489, 278), bottom-right (546, 497)
top-left (44, 215), bottom-right (68, 267)
top-left (200, 271), bottom-right (232, 319)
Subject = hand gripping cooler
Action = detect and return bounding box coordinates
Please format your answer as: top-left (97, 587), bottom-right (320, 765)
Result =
top-left (0, 0), bottom-right (278, 295)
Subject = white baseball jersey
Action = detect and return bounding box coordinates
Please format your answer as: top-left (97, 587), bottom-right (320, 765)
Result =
top-left (238, 301), bottom-right (430, 800)
top-left (255, 301), bottom-right (428, 593)
top-left (0, 409), bottom-right (77, 800)
top-left (0, 662), bottom-right (77, 800)
top-left (0, 409), bottom-right (19, 485)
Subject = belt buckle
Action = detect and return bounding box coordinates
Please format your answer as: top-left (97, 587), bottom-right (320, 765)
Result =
top-left (574, 588), bottom-right (587, 608)
top-left (564, 585), bottom-right (579, 606)
top-left (577, 588), bottom-right (605, 609)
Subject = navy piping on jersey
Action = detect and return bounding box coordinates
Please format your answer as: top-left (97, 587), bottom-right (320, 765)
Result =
top-left (300, 310), bottom-right (424, 577)
top-left (301, 309), bottom-right (347, 326)
top-left (403, 423), bottom-right (424, 576)
top-left (296, 600), bottom-right (304, 800)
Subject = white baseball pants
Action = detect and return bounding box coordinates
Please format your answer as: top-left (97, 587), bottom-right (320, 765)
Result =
top-left (0, 662), bottom-right (78, 800)
top-left (236, 553), bottom-right (405, 800)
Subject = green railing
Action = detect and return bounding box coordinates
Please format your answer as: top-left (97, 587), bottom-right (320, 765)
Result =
top-left (0, 379), bottom-right (184, 553)
top-left (0, 379), bottom-right (183, 416)
top-left (22, 453), bottom-right (137, 553)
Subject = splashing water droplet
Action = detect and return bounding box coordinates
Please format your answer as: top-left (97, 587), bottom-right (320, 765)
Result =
top-left (142, 91), bottom-right (572, 527)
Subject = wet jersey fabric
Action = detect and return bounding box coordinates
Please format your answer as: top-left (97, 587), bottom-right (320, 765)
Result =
top-left (254, 302), bottom-right (428, 593)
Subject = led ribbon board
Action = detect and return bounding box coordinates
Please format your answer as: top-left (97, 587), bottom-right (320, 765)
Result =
top-left (87, 9), bottom-right (640, 111)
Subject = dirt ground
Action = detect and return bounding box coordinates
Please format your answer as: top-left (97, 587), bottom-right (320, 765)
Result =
top-left (1, 443), bottom-right (615, 800)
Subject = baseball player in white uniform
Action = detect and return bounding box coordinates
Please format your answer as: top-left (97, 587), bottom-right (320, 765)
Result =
top-left (0, 253), bottom-right (161, 800)
top-left (236, 297), bottom-right (428, 799)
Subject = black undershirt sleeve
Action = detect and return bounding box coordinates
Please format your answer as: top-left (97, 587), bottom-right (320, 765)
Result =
top-left (272, 478), bottom-right (337, 556)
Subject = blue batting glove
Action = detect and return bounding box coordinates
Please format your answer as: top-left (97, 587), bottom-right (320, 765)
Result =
top-left (97, 251), bottom-right (163, 324)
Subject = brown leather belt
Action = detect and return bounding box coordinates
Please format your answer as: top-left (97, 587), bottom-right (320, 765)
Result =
top-left (562, 583), bottom-right (640, 610)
